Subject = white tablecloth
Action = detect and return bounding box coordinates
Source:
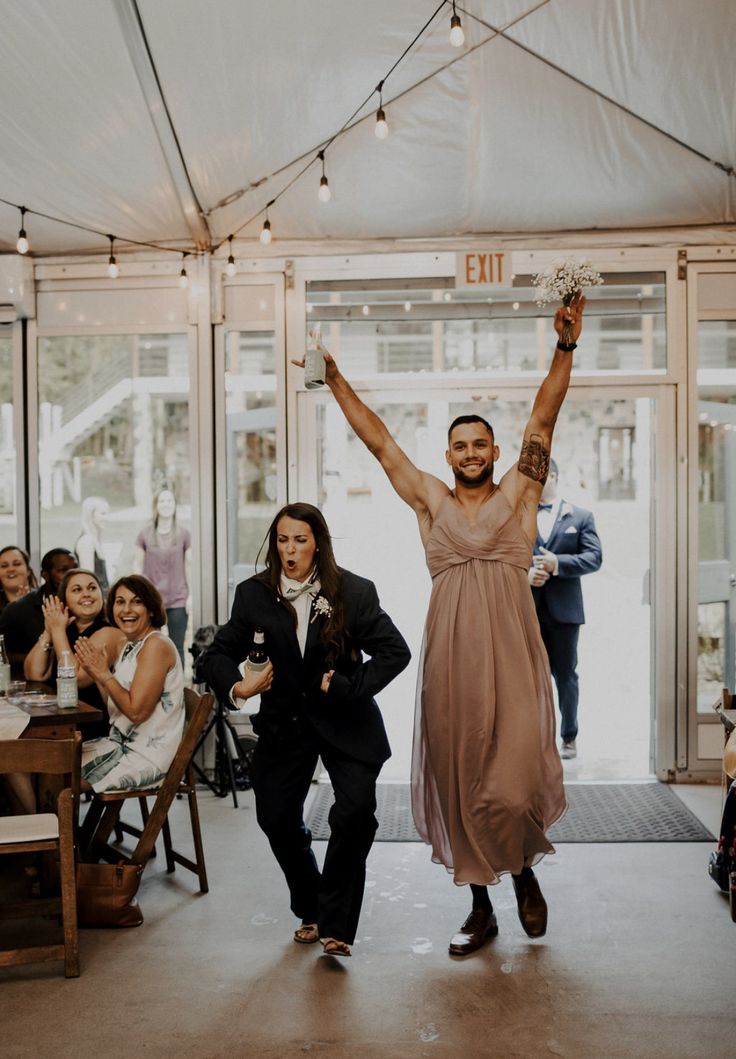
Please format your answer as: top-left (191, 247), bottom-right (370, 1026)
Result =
top-left (0, 702), bottom-right (30, 739)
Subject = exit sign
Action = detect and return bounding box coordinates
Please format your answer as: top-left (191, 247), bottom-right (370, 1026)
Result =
top-left (455, 251), bottom-right (510, 288)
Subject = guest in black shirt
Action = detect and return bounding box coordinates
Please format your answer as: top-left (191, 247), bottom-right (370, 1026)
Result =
top-left (0, 548), bottom-right (77, 671)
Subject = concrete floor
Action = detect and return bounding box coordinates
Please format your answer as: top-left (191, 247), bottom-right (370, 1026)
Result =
top-left (0, 783), bottom-right (733, 1059)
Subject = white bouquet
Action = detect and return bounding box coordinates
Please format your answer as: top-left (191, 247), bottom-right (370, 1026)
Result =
top-left (532, 258), bottom-right (604, 308)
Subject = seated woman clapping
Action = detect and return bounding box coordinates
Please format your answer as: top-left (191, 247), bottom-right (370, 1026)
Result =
top-left (24, 569), bottom-right (110, 737)
top-left (74, 575), bottom-right (185, 793)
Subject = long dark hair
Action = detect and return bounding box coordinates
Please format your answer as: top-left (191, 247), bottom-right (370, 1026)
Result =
top-left (256, 503), bottom-right (346, 663)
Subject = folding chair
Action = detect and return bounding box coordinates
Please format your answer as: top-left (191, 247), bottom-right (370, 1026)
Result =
top-left (80, 689), bottom-right (212, 894)
top-left (0, 734), bottom-right (82, 978)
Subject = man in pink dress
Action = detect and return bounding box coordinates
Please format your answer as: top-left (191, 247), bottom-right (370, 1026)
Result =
top-left (301, 294), bottom-right (586, 956)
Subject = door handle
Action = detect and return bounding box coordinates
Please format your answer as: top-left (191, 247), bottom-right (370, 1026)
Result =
top-left (730, 574), bottom-right (736, 588)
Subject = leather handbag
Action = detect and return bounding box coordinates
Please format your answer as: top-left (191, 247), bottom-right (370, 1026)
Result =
top-left (76, 861), bottom-right (144, 927)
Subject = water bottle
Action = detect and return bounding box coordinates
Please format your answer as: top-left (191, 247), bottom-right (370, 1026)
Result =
top-left (304, 328), bottom-right (326, 390)
top-left (56, 649), bottom-right (78, 709)
top-left (245, 628), bottom-right (269, 673)
top-left (0, 635), bottom-right (9, 698)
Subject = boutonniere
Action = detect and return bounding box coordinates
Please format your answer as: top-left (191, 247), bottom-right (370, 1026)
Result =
top-left (310, 595), bottom-right (332, 623)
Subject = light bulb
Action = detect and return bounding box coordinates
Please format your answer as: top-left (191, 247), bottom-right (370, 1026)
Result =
top-left (449, 14), bottom-right (465, 47)
top-left (225, 255), bottom-right (237, 277)
top-left (16, 207), bottom-right (29, 253)
top-left (318, 175), bottom-right (331, 203)
top-left (107, 235), bottom-right (118, 278)
top-left (179, 268), bottom-right (189, 288)
top-left (260, 219), bottom-right (272, 245)
top-left (375, 107), bottom-right (389, 139)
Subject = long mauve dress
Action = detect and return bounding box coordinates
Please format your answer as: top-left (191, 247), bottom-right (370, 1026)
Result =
top-left (411, 490), bottom-right (567, 885)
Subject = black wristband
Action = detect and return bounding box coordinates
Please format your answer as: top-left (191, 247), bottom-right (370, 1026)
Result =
top-left (556, 340), bottom-right (577, 352)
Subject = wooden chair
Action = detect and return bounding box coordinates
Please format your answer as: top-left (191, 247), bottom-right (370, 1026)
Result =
top-left (0, 734), bottom-right (82, 978)
top-left (80, 689), bottom-right (212, 893)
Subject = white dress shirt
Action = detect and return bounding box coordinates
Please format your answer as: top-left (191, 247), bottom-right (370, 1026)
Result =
top-left (536, 498), bottom-right (561, 544)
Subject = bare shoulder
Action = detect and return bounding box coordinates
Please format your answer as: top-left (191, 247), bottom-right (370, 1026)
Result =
top-left (89, 626), bottom-right (125, 649)
top-left (422, 472), bottom-right (452, 518)
top-left (499, 466), bottom-right (542, 514)
top-left (140, 631), bottom-right (178, 665)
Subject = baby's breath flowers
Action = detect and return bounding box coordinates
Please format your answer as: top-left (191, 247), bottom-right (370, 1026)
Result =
top-left (532, 258), bottom-right (603, 346)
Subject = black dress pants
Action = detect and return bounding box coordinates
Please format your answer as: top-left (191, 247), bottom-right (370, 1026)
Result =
top-left (251, 728), bottom-right (381, 945)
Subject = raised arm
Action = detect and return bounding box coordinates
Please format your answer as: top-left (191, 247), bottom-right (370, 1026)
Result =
top-left (294, 340), bottom-right (448, 522)
top-left (500, 293), bottom-right (586, 535)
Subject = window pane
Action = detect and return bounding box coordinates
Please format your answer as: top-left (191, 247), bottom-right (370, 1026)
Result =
top-left (37, 333), bottom-right (191, 585)
top-left (698, 320), bottom-right (736, 369)
top-left (0, 326), bottom-right (17, 548)
top-left (696, 321), bottom-right (736, 711)
top-left (224, 331), bottom-right (278, 595)
top-left (306, 272), bottom-right (666, 376)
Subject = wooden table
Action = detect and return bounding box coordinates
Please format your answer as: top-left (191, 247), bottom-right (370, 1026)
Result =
top-left (18, 698), bottom-right (103, 740)
top-left (14, 691), bottom-right (103, 818)
top-left (13, 682), bottom-right (103, 741)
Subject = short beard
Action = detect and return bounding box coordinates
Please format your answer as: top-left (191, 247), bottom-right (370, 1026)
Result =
top-left (453, 463), bottom-right (493, 488)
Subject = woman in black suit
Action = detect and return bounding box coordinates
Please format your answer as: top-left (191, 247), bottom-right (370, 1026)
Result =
top-left (201, 503), bottom-right (410, 958)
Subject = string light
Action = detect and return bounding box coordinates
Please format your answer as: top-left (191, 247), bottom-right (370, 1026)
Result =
top-left (449, 2), bottom-right (465, 47)
top-left (107, 235), bottom-right (119, 278)
top-left (225, 234), bottom-right (236, 276)
top-left (375, 82), bottom-right (389, 140)
top-left (317, 151), bottom-right (331, 203)
top-left (179, 252), bottom-right (189, 288)
top-left (16, 206), bottom-right (29, 254)
top-left (212, 2), bottom-right (454, 250)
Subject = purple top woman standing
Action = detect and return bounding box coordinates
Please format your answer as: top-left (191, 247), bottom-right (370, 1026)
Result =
top-left (134, 487), bottom-right (191, 665)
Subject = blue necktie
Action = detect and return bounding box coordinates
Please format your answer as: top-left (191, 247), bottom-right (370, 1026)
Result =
top-left (538, 503), bottom-right (553, 512)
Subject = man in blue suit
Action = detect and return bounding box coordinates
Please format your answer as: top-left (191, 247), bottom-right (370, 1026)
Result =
top-left (529, 460), bottom-right (602, 760)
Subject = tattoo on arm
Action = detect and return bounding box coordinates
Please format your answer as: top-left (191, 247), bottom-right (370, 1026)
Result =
top-left (519, 434), bottom-right (550, 483)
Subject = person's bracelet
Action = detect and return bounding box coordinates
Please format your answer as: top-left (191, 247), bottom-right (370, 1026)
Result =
top-left (38, 634), bottom-right (53, 652)
top-left (556, 340), bottom-right (577, 352)
top-left (100, 673), bottom-right (115, 687)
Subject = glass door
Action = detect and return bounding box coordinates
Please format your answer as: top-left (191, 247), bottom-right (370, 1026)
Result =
top-left (214, 275), bottom-right (287, 618)
top-left (296, 384), bottom-right (674, 782)
top-left (689, 265), bottom-right (736, 772)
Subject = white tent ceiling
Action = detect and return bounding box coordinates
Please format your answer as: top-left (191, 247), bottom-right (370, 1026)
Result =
top-left (0, 0), bottom-right (734, 260)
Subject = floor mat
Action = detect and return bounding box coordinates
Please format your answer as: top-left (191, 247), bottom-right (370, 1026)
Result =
top-left (304, 782), bottom-right (715, 843)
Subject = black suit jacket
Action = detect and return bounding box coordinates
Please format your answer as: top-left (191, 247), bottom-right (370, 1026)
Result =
top-left (200, 569), bottom-right (411, 766)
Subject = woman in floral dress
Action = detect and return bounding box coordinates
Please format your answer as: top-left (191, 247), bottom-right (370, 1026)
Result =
top-left (75, 574), bottom-right (184, 792)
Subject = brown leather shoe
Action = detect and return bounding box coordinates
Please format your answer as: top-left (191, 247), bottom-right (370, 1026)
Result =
top-left (448, 908), bottom-right (498, 956)
top-left (512, 872), bottom-right (547, 937)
